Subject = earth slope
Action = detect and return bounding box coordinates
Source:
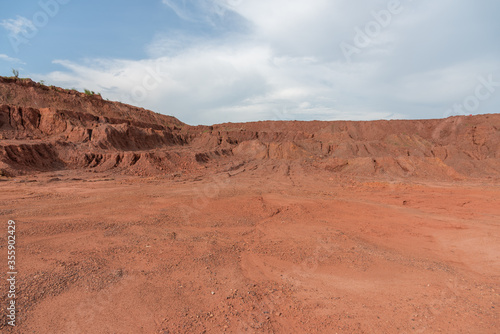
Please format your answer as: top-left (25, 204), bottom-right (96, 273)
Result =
top-left (1, 77), bottom-right (499, 181)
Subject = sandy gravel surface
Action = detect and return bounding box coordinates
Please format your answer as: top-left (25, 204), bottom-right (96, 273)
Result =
top-left (1, 167), bottom-right (498, 333)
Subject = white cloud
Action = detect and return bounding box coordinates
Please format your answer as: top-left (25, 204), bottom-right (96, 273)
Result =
top-left (0, 16), bottom-right (34, 36)
top-left (162, 0), bottom-right (198, 22)
top-left (146, 31), bottom-right (207, 58)
top-left (38, 1), bottom-right (500, 124)
top-left (162, 0), bottom-right (233, 24)
top-left (0, 54), bottom-right (24, 64)
top-left (41, 43), bottom-right (398, 125)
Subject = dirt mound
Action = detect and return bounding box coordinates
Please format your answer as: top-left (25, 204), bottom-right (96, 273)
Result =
top-left (0, 100), bottom-right (190, 175)
top-left (0, 77), bottom-right (183, 128)
top-left (210, 116), bottom-right (500, 179)
top-left (1, 76), bottom-right (499, 180)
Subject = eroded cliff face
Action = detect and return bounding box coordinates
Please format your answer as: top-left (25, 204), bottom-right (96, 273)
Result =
top-left (1, 76), bottom-right (499, 179)
top-left (0, 77), bottom-right (184, 128)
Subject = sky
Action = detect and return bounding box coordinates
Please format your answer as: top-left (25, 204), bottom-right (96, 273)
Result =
top-left (1, 0), bottom-right (499, 125)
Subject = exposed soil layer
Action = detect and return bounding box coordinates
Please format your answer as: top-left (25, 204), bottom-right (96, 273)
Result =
top-left (1, 77), bottom-right (500, 181)
top-left (0, 77), bottom-right (499, 333)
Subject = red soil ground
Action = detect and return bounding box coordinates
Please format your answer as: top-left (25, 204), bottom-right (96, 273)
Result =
top-left (0, 77), bottom-right (499, 333)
